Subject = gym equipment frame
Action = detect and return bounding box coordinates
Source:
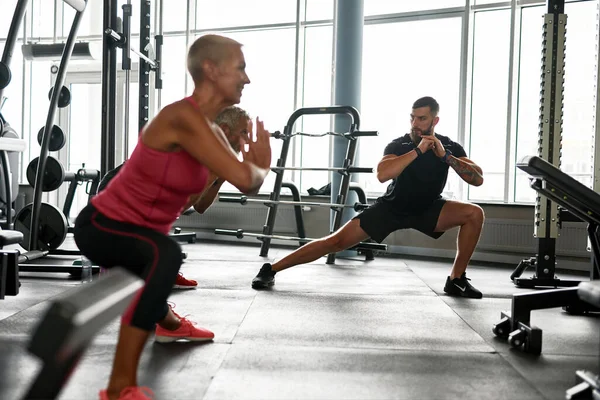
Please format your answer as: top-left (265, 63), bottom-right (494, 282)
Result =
top-left (492, 156), bottom-right (600, 355)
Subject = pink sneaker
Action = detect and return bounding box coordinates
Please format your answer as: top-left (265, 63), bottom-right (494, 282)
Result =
top-left (99, 386), bottom-right (154, 400)
top-left (155, 305), bottom-right (214, 343)
top-left (173, 272), bottom-right (198, 290)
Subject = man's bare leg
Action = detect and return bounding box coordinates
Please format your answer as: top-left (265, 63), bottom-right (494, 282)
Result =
top-left (271, 219), bottom-right (370, 272)
top-left (434, 200), bottom-right (485, 277)
top-left (252, 219), bottom-right (370, 288)
top-left (434, 200), bottom-right (485, 298)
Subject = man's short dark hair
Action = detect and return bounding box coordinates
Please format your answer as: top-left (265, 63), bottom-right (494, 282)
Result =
top-left (412, 96), bottom-right (439, 116)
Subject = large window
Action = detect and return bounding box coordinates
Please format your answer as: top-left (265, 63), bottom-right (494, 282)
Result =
top-left (159, 35), bottom-right (188, 107)
top-left (295, 25), bottom-right (335, 193)
top-left (196, 0), bottom-right (297, 29)
top-left (514, 1), bottom-right (598, 202)
top-left (468, 9), bottom-right (511, 202)
top-left (359, 16), bottom-right (463, 197)
top-left (214, 28), bottom-right (297, 193)
top-left (5, 0), bottom-right (599, 208)
top-left (364, 0), bottom-right (465, 15)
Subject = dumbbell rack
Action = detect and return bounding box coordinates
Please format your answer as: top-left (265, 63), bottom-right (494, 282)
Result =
top-left (217, 106), bottom-right (387, 264)
top-left (0, 0), bottom-right (101, 276)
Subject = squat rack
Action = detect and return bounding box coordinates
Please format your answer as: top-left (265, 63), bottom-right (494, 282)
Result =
top-left (101, 0), bottom-right (163, 177)
top-left (216, 106), bottom-right (387, 264)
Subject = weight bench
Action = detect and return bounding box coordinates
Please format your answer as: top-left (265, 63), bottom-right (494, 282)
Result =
top-left (493, 156), bottom-right (600, 354)
top-left (0, 229), bottom-right (23, 299)
top-left (566, 281), bottom-right (600, 399)
top-left (22, 267), bottom-right (143, 400)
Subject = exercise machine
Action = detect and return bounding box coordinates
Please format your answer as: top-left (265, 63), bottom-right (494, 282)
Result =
top-left (492, 156), bottom-right (600, 354)
top-left (510, 0), bottom-right (577, 288)
top-left (101, 0), bottom-right (162, 176)
top-left (215, 106), bottom-right (387, 263)
top-left (1, 0), bottom-right (103, 275)
top-left (22, 267), bottom-right (143, 399)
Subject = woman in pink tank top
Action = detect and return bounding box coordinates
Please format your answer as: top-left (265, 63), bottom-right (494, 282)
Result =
top-left (73, 34), bottom-right (272, 400)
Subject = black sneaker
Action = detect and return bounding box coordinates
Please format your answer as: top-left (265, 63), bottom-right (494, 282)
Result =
top-left (443, 272), bottom-right (483, 299)
top-left (252, 263), bottom-right (276, 289)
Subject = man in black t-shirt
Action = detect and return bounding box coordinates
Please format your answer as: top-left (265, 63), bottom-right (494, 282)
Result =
top-left (252, 97), bottom-right (485, 298)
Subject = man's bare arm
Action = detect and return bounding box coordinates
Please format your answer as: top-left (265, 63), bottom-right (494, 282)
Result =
top-left (193, 179), bottom-right (225, 214)
top-left (376, 152), bottom-right (418, 183)
top-left (377, 138), bottom-right (434, 182)
top-left (446, 156), bottom-right (484, 186)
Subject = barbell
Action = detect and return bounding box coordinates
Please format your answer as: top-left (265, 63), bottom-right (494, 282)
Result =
top-left (214, 228), bottom-right (387, 251)
top-left (270, 166), bottom-right (372, 174)
top-left (219, 195), bottom-right (370, 211)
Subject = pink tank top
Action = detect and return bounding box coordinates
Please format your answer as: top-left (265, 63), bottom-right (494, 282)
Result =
top-left (91, 97), bottom-right (210, 234)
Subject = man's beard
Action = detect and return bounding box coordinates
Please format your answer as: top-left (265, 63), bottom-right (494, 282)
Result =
top-left (411, 122), bottom-right (434, 143)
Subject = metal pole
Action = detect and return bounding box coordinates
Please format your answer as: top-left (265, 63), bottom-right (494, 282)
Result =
top-left (101, 0), bottom-right (118, 177)
top-left (330, 0), bottom-right (364, 259)
top-left (0, 0), bottom-right (29, 99)
top-left (30, 6), bottom-right (86, 250)
top-left (139, 0), bottom-right (152, 131)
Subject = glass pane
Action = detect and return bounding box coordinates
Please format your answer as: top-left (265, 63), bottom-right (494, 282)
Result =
top-left (306, 0), bottom-right (334, 21)
top-left (359, 17), bottom-right (462, 197)
top-left (31, 0), bottom-right (55, 38)
top-left (162, 0), bottom-right (188, 32)
top-left (63, 0), bottom-right (140, 37)
top-left (468, 9), bottom-right (511, 202)
top-left (515, 1), bottom-right (597, 202)
top-left (560, 1), bottom-right (597, 189)
top-left (196, 0), bottom-right (297, 29)
top-left (1, 0), bottom-right (21, 39)
top-left (27, 62), bottom-right (55, 171)
top-left (298, 25), bottom-right (334, 194)
top-left (365, 0), bottom-right (465, 15)
top-left (0, 39), bottom-right (24, 140)
top-left (514, 5), bottom-right (544, 203)
top-left (126, 83), bottom-right (140, 159)
top-left (197, 29), bottom-right (296, 193)
top-left (160, 35), bottom-right (187, 108)
top-left (67, 83), bottom-right (102, 220)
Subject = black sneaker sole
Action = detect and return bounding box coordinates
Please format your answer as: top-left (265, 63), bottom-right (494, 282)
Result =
top-left (252, 280), bottom-right (275, 290)
top-left (443, 286), bottom-right (483, 299)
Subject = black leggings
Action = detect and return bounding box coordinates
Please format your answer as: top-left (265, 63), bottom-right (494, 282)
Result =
top-left (73, 203), bottom-right (183, 331)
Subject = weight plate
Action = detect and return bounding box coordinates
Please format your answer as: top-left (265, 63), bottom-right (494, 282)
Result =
top-left (48, 85), bottom-right (71, 108)
top-left (37, 125), bottom-right (66, 152)
top-left (14, 202), bottom-right (68, 251)
top-left (97, 162), bottom-right (125, 193)
top-left (26, 156), bottom-right (66, 192)
top-left (0, 62), bottom-right (11, 90)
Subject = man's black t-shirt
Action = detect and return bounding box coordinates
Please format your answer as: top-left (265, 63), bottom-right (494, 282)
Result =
top-left (379, 133), bottom-right (467, 212)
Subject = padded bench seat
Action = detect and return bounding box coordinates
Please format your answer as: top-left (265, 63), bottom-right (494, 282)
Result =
top-left (0, 230), bottom-right (23, 248)
top-left (579, 281), bottom-right (600, 308)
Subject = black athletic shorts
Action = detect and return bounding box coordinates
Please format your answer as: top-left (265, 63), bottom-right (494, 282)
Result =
top-left (353, 198), bottom-right (447, 243)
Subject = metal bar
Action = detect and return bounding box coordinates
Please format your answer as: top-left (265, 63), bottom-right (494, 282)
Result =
top-left (122, 4), bottom-right (132, 70)
top-left (1, 151), bottom-right (12, 229)
top-left (0, 137), bottom-right (26, 152)
top-left (0, 0), bottom-right (29, 96)
top-left (281, 181), bottom-right (306, 245)
top-left (504, 0), bottom-right (517, 203)
top-left (215, 229), bottom-right (386, 251)
top-left (259, 130), bottom-right (292, 257)
top-left (139, 0), bottom-right (152, 131)
top-left (101, 0), bottom-right (118, 176)
top-left (511, 286), bottom-right (579, 326)
top-left (131, 47), bottom-right (157, 68)
top-left (30, 7), bottom-right (86, 250)
top-left (219, 195), bottom-right (367, 210)
top-left (23, 347), bottom-right (84, 400)
top-left (63, 0), bottom-right (86, 12)
top-left (270, 166), bottom-right (372, 173)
